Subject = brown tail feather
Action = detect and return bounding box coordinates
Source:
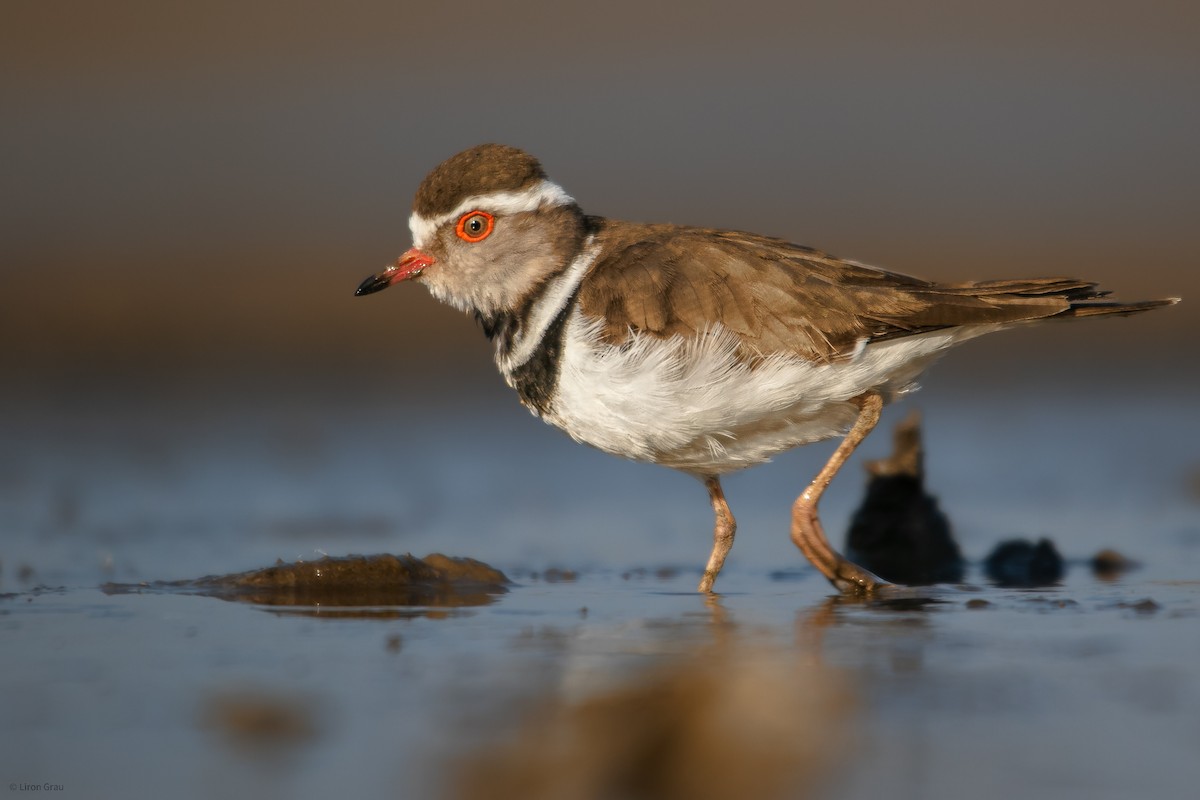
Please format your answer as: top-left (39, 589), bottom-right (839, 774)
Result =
top-left (947, 277), bottom-right (1101, 298)
top-left (868, 280), bottom-right (1179, 346)
top-left (943, 277), bottom-right (1178, 319)
top-left (1062, 297), bottom-right (1180, 318)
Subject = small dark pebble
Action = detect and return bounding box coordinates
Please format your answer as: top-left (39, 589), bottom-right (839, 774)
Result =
top-left (1120, 598), bottom-right (1161, 615)
top-left (965, 598), bottom-right (991, 610)
top-left (984, 538), bottom-right (1064, 587)
top-left (384, 634), bottom-right (403, 653)
top-left (621, 566), bottom-right (681, 582)
top-left (1091, 549), bottom-right (1139, 579)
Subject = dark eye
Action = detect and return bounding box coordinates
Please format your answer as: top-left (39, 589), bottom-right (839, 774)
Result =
top-left (455, 211), bottom-right (494, 242)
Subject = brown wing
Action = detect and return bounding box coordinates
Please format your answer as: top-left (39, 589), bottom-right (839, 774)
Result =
top-left (576, 221), bottom-right (1170, 363)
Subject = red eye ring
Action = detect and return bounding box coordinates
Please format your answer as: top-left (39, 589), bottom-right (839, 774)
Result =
top-left (455, 210), bottom-right (494, 242)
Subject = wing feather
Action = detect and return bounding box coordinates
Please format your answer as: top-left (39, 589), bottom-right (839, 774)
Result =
top-left (575, 220), bottom-right (1170, 362)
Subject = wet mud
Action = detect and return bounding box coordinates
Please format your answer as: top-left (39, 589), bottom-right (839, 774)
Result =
top-left (103, 553), bottom-right (509, 611)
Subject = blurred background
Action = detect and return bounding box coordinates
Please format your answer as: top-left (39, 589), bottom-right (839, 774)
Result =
top-left (4, 0), bottom-right (1197, 578)
top-left (2, 0), bottom-right (1195, 393)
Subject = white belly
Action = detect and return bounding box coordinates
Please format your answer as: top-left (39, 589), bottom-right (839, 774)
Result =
top-left (542, 310), bottom-right (989, 475)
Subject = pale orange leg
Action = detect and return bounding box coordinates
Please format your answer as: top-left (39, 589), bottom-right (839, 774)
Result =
top-left (791, 391), bottom-right (890, 594)
top-left (697, 476), bottom-right (736, 593)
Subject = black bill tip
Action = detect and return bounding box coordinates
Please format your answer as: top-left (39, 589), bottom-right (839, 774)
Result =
top-left (354, 272), bottom-right (392, 297)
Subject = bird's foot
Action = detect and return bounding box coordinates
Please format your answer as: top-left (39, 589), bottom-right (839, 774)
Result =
top-left (830, 559), bottom-right (890, 595)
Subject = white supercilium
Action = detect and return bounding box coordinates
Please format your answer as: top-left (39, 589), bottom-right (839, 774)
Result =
top-left (408, 180), bottom-right (575, 250)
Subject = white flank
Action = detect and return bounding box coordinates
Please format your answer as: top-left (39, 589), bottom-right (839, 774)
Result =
top-left (498, 236), bottom-right (600, 372)
top-left (409, 180), bottom-right (575, 249)
top-left (546, 312), bottom-right (995, 475)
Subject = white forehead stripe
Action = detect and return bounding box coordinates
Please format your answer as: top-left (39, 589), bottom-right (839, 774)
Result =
top-left (408, 179), bottom-right (575, 249)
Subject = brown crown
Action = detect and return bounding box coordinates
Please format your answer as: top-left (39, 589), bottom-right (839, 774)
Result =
top-left (412, 144), bottom-right (547, 218)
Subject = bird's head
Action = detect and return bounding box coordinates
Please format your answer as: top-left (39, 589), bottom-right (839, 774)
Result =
top-left (355, 144), bottom-right (589, 318)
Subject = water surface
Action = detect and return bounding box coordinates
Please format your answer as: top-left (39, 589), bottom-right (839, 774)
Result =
top-left (2, 377), bottom-right (1198, 799)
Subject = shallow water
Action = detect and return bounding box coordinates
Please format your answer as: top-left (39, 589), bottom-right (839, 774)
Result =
top-left (2, 375), bottom-right (1198, 799)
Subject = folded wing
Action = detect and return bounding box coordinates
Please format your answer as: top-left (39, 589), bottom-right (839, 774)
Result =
top-left (577, 222), bottom-right (1176, 363)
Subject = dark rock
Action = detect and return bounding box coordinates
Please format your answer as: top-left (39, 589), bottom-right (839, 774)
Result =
top-left (984, 538), bottom-right (1064, 587)
top-left (845, 411), bottom-right (965, 584)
